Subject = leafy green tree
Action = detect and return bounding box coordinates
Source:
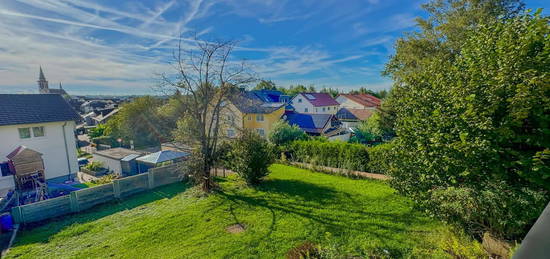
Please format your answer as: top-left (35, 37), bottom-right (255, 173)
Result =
top-left (350, 111), bottom-right (395, 144)
top-left (254, 80), bottom-right (277, 90)
top-left (88, 124), bottom-right (107, 138)
top-left (165, 39), bottom-right (255, 192)
top-left (384, 4), bottom-right (549, 239)
top-left (320, 87), bottom-right (339, 98)
top-left (227, 131), bottom-right (275, 185)
top-left (268, 120), bottom-right (308, 146)
top-left (376, 89), bottom-right (388, 99)
top-left (346, 87), bottom-right (388, 99)
top-left (105, 96), bottom-right (165, 148)
top-left (278, 84), bottom-right (316, 96)
top-left (351, 114), bottom-right (383, 144)
top-left (156, 92), bottom-right (187, 136)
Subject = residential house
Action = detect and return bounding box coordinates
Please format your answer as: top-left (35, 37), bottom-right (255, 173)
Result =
top-left (336, 108), bottom-right (375, 128)
top-left (335, 94), bottom-right (381, 128)
top-left (335, 93), bottom-right (380, 110)
top-left (290, 93), bottom-right (339, 114)
top-left (283, 112), bottom-right (347, 140)
top-left (80, 100), bottom-right (113, 113)
top-left (0, 94), bottom-right (80, 191)
top-left (92, 148), bottom-right (143, 177)
top-left (92, 108), bottom-right (119, 125)
top-left (225, 90), bottom-right (286, 138)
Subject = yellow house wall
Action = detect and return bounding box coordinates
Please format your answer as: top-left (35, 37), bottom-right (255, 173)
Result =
top-left (242, 106), bottom-right (285, 137)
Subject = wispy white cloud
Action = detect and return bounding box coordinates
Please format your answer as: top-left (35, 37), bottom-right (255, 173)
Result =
top-left (0, 0), bottom-right (404, 94)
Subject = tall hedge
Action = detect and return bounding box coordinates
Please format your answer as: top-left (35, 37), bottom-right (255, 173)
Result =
top-left (289, 140), bottom-right (370, 171)
top-left (383, 11), bottom-right (549, 239)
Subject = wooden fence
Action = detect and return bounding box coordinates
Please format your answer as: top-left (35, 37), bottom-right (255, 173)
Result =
top-left (11, 163), bottom-right (184, 225)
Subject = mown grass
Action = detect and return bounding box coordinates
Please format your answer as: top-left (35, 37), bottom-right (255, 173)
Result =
top-left (6, 164), bottom-right (483, 258)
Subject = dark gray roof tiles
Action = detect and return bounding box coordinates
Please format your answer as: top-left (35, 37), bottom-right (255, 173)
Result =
top-left (0, 94), bottom-right (81, 126)
top-left (229, 91), bottom-right (285, 114)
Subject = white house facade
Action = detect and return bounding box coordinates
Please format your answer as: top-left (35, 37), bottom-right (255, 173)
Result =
top-left (0, 94), bottom-right (80, 191)
top-left (335, 94), bottom-right (381, 110)
top-left (290, 93), bottom-right (339, 114)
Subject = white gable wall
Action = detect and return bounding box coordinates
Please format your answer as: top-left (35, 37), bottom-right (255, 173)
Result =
top-left (291, 94), bottom-right (338, 114)
top-left (0, 121), bottom-right (79, 190)
top-left (336, 96), bottom-right (367, 109)
top-left (336, 95), bottom-right (377, 110)
top-left (290, 94), bottom-right (315, 113)
top-left (311, 105), bottom-right (339, 115)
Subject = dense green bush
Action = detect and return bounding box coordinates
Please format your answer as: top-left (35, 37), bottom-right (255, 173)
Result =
top-left (227, 131), bottom-right (275, 185)
top-left (268, 120), bottom-right (308, 146)
top-left (88, 124), bottom-right (108, 138)
top-left (384, 8), bottom-right (549, 239)
top-left (430, 182), bottom-right (548, 238)
top-left (91, 136), bottom-right (117, 147)
top-left (366, 142), bottom-right (394, 174)
top-left (289, 140), bottom-right (370, 171)
top-left (84, 161), bottom-right (104, 172)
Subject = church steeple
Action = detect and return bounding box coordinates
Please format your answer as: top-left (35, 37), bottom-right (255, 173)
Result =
top-left (38, 66), bottom-right (49, 94)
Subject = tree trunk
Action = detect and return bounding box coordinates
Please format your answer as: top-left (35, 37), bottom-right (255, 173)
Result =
top-left (202, 164), bottom-right (212, 192)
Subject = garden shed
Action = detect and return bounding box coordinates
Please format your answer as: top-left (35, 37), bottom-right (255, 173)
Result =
top-left (136, 150), bottom-right (189, 173)
top-left (93, 148), bottom-right (143, 177)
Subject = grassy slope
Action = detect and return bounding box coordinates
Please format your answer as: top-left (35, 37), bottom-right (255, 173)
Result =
top-left (7, 164), bottom-right (479, 258)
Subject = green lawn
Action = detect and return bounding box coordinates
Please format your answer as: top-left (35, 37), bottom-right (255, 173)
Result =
top-left (7, 164), bottom-right (482, 258)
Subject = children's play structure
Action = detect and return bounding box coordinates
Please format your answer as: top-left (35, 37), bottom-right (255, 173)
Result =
top-left (6, 146), bottom-right (48, 203)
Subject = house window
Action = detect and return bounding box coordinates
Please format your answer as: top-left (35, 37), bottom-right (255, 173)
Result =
top-left (256, 128), bottom-right (265, 136)
top-left (298, 98), bottom-right (302, 103)
top-left (304, 108), bottom-right (308, 112)
top-left (0, 162), bottom-right (13, 177)
top-left (18, 128), bottom-right (31, 139)
top-left (322, 107), bottom-right (326, 112)
top-left (226, 115), bottom-right (235, 123)
top-left (248, 116), bottom-right (252, 121)
top-left (32, 126), bottom-right (45, 137)
top-left (315, 108), bottom-right (318, 112)
top-left (227, 129), bottom-right (235, 137)
top-left (256, 114), bottom-right (264, 122)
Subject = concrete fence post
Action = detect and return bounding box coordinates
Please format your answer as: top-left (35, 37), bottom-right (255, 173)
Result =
top-left (147, 170), bottom-right (155, 189)
top-left (113, 181), bottom-right (121, 198)
top-left (11, 206), bottom-right (24, 225)
top-left (69, 191), bottom-right (80, 212)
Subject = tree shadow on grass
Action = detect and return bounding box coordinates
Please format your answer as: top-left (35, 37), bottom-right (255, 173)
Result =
top-left (217, 178), bottom-right (435, 251)
top-left (13, 182), bottom-right (189, 246)
top-left (257, 179), bottom-right (339, 202)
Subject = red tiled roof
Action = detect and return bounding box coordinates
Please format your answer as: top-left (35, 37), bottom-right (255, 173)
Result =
top-left (299, 93), bottom-right (339, 107)
top-left (338, 94), bottom-right (381, 108)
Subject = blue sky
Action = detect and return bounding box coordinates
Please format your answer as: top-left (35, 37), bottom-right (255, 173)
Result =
top-left (0, 0), bottom-right (548, 95)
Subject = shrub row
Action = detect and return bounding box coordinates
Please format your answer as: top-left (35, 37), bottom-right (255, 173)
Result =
top-left (366, 142), bottom-right (394, 174)
top-left (288, 140), bottom-right (370, 172)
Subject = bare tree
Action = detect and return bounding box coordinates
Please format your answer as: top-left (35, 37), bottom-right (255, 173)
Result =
top-left (159, 37), bottom-right (254, 192)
